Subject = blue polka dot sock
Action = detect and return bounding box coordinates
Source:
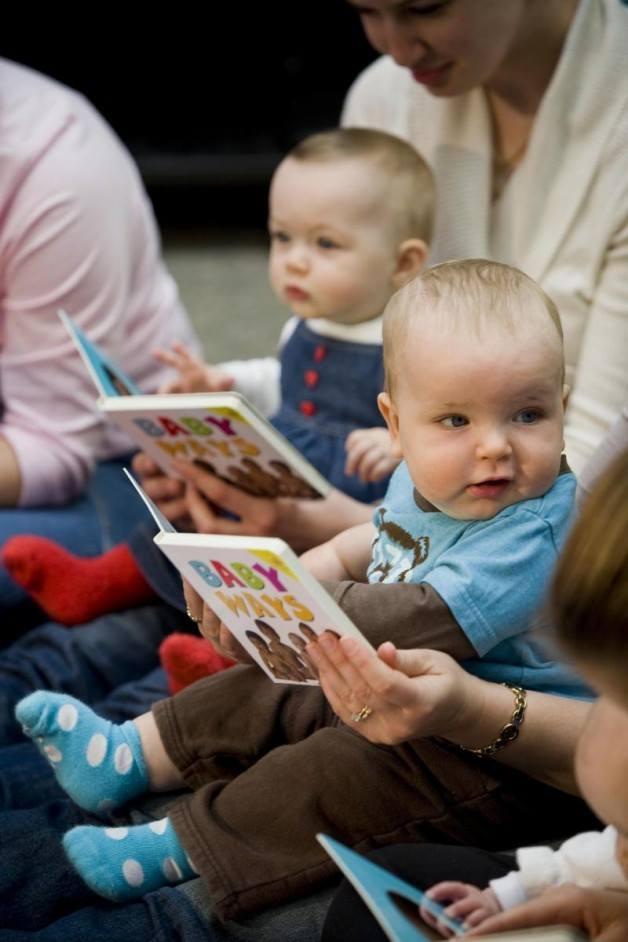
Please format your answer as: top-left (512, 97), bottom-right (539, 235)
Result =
top-left (63, 817), bottom-right (198, 900)
top-left (15, 691), bottom-right (148, 814)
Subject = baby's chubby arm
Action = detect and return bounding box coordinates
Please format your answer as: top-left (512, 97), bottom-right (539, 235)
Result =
top-left (299, 522), bottom-right (376, 582)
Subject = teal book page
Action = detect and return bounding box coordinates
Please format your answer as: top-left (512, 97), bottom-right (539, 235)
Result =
top-left (58, 309), bottom-right (142, 397)
top-left (317, 835), bottom-right (464, 941)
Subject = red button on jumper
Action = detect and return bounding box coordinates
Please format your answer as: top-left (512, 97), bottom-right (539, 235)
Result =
top-left (300, 400), bottom-right (316, 417)
top-left (313, 345), bottom-right (327, 363)
top-left (304, 369), bottom-right (319, 388)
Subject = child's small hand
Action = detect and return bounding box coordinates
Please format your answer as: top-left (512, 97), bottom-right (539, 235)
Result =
top-left (344, 427), bottom-right (399, 483)
top-left (154, 341), bottom-right (235, 394)
top-left (419, 882), bottom-right (502, 937)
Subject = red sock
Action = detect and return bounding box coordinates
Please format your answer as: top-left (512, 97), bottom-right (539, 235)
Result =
top-left (159, 634), bottom-right (235, 694)
top-left (1, 536), bottom-right (156, 626)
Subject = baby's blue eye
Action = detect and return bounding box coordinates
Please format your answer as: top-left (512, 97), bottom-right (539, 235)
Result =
top-left (441, 415), bottom-right (468, 428)
top-left (515, 409), bottom-right (541, 424)
top-left (317, 236), bottom-right (339, 250)
top-left (270, 230), bottom-right (290, 243)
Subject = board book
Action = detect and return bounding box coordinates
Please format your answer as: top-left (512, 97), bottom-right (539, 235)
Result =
top-left (59, 309), bottom-right (330, 500)
top-left (125, 471), bottom-right (370, 685)
top-left (316, 835), bottom-right (588, 942)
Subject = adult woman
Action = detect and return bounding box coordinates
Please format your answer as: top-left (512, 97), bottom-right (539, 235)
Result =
top-left (136, 0), bottom-right (628, 549)
top-left (342, 0), bottom-right (628, 477)
top-left (0, 58), bottom-right (200, 612)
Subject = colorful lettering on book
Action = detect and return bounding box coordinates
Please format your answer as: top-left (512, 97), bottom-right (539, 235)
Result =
top-left (132, 413), bottom-right (262, 459)
top-left (188, 558), bottom-right (315, 623)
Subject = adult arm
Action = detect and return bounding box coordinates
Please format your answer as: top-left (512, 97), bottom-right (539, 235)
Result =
top-left (0, 84), bottom-right (196, 507)
top-left (308, 635), bottom-right (589, 794)
top-left (576, 405), bottom-right (628, 510)
top-left (172, 458), bottom-right (373, 549)
top-left (563, 202), bottom-right (628, 476)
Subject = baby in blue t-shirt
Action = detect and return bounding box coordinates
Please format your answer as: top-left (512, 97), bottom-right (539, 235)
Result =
top-left (306, 256), bottom-right (588, 698)
top-left (13, 259), bottom-right (590, 912)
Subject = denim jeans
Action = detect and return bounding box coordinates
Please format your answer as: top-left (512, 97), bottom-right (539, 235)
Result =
top-left (0, 604), bottom-right (187, 745)
top-left (0, 456), bottom-right (155, 612)
top-left (0, 790), bottom-right (331, 940)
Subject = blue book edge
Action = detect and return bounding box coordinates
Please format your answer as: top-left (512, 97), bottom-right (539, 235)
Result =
top-left (317, 834), bottom-right (465, 941)
top-left (58, 308), bottom-right (143, 398)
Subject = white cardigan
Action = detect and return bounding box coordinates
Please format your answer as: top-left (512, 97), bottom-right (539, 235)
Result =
top-left (343, 0), bottom-right (628, 475)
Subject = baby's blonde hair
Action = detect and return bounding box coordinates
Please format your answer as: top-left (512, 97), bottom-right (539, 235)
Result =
top-left (286, 127), bottom-right (434, 244)
top-left (383, 258), bottom-right (564, 394)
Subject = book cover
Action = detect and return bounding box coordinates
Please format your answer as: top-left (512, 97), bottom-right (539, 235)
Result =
top-left (58, 309), bottom-right (142, 397)
top-left (316, 836), bottom-right (588, 941)
top-left (317, 834), bottom-right (464, 941)
top-left (59, 308), bottom-right (330, 500)
top-left (125, 471), bottom-right (370, 685)
top-left (156, 531), bottom-right (370, 684)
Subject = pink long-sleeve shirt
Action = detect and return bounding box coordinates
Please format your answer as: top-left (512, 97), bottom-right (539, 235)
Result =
top-left (0, 58), bottom-right (201, 506)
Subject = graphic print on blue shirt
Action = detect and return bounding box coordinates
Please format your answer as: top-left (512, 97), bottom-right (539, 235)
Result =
top-left (367, 462), bottom-right (592, 698)
top-left (271, 320), bottom-right (389, 503)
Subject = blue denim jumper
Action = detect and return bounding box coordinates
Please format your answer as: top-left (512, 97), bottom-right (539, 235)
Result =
top-left (271, 320), bottom-right (389, 503)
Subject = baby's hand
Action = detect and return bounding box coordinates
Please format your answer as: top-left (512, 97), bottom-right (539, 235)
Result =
top-left (420, 882), bottom-right (502, 937)
top-left (344, 427), bottom-right (399, 483)
top-left (154, 341), bottom-right (235, 394)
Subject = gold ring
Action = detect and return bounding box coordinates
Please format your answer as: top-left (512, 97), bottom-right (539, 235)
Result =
top-left (185, 606), bottom-right (203, 626)
top-left (350, 705), bottom-right (373, 723)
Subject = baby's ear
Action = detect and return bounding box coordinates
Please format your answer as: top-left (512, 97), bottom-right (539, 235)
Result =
top-left (392, 239), bottom-right (428, 289)
top-left (377, 392), bottom-right (403, 458)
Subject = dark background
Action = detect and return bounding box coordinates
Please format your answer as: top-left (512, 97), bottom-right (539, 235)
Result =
top-left (3, 6), bottom-right (376, 228)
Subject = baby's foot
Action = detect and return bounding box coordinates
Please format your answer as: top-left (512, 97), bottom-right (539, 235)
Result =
top-left (63, 817), bottom-right (198, 900)
top-left (1, 537), bottom-right (154, 625)
top-left (159, 633), bottom-right (235, 694)
top-left (16, 691), bottom-right (147, 813)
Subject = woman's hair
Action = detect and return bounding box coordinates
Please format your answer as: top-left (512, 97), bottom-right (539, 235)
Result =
top-left (287, 127), bottom-right (435, 243)
top-left (550, 447), bottom-right (628, 667)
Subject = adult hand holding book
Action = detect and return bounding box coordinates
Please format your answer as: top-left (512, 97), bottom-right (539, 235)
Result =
top-left (307, 633), bottom-right (587, 796)
top-left (308, 635), bottom-right (472, 746)
top-left (171, 457), bottom-right (373, 551)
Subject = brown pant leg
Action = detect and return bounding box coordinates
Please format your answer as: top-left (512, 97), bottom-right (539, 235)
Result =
top-left (152, 663), bottom-right (337, 787)
top-left (154, 672), bottom-right (596, 921)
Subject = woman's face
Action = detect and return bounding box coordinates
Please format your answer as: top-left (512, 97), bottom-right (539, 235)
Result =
top-left (347, 0), bottom-right (526, 96)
